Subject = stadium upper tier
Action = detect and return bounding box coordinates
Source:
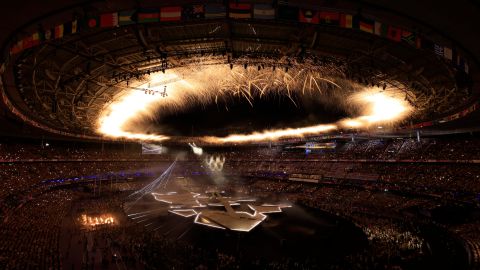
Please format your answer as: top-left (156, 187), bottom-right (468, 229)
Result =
top-left (0, 0), bottom-right (478, 143)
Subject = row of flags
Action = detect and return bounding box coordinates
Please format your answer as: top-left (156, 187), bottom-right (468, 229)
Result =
top-left (10, 20), bottom-right (78, 54)
top-left (8, 3), bottom-right (469, 74)
top-left (407, 102), bottom-right (478, 129)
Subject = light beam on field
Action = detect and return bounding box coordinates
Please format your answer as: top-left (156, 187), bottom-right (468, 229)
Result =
top-left (126, 159), bottom-right (177, 211)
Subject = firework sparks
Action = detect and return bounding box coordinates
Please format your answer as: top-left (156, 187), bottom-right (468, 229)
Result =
top-left (96, 63), bottom-right (414, 144)
top-left (351, 89), bottom-right (412, 124)
top-left (203, 87), bottom-right (413, 143)
top-left (203, 124), bottom-right (338, 143)
top-left (97, 90), bottom-right (170, 141)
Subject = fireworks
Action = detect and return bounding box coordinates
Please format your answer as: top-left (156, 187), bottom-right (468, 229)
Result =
top-left (96, 63), bottom-right (415, 144)
top-left (203, 87), bottom-right (413, 143)
top-left (350, 89), bottom-right (412, 124)
top-left (188, 142), bottom-right (203, 155)
top-left (203, 124), bottom-right (338, 143)
top-left (81, 214), bottom-right (115, 228)
top-left (336, 87), bottom-right (413, 130)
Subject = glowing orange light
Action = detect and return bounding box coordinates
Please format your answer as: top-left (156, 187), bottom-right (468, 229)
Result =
top-left (81, 214), bottom-right (115, 227)
top-left (96, 65), bottom-right (414, 144)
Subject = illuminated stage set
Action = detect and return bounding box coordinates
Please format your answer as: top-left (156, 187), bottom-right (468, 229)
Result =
top-left (123, 157), bottom-right (292, 232)
top-left (123, 177), bottom-right (367, 261)
top-left (152, 191), bottom-right (291, 232)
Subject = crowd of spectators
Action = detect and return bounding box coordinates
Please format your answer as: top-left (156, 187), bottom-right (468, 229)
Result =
top-left (0, 140), bottom-right (168, 161)
top-left (222, 159), bottom-right (480, 199)
top-left (3, 135), bottom-right (480, 162)
top-left (244, 178), bottom-right (473, 269)
top-left (221, 136), bottom-right (480, 161)
top-left (0, 135), bottom-right (480, 268)
top-left (0, 167), bottom-right (478, 269)
top-left (59, 183), bottom-right (421, 269)
top-left (0, 189), bottom-right (74, 269)
top-left (0, 161), bottom-right (159, 199)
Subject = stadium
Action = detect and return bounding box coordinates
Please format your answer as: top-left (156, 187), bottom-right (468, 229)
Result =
top-left (0, 0), bottom-right (479, 269)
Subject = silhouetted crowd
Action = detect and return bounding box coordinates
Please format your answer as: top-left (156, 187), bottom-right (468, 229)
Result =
top-left (0, 136), bottom-right (480, 269)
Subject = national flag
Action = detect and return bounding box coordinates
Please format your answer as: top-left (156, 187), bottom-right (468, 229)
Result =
top-left (456, 55), bottom-right (464, 69)
top-left (31, 32), bottom-right (40, 46)
top-left (299, 9), bottom-right (319, 24)
top-left (85, 15), bottom-right (99, 28)
top-left (205, 4), bottom-right (226, 19)
top-left (229, 3), bottom-right (252, 19)
top-left (401, 30), bottom-right (416, 46)
top-left (386, 26), bottom-right (401, 42)
top-left (137, 8), bottom-right (159, 23)
top-left (443, 47), bottom-right (453, 60)
top-left (22, 35), bottom-right (34, 49)
top-left (422, 121), bottom-right (433, 127)
top-left (340, 13), bottom-right (353, 28)
top-left (253, 4), bottom-right (275, 20)
top-left (319, 11), bottom-right (340, 26)
top-left (54, 24), bottom-right (64, 39)
top-left (119, 10), bottom-right (135, 25)
top-left (100, 12), bottom-right (118, 27)
top-left (415, 35), bottom-right (421, 49)
top-left (358, 17), bottom-right (374, 33)
top-left (72, 20), bottom-right (78, 34)
top-left (434, 44), bottom-right (444, 57)
top-left (278, 5), bottom-right (299, 21)
top-left (182, 4), bottom-right (205, 20)
top-left (63, 20), bottom-right (78, 35)
top-left (42, 28), bottom-right (53, 40)
top-left (160, 6), bottom-right (181, 22)
top-left (10, 40), bottom-right (23, 55)
top-left (374, 21), bottom-right (387, 36)
top-left (456, 55), bottom-right (466, 71)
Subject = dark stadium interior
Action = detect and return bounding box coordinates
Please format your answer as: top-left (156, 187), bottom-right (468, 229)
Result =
top-left (1, 1), bottom-right (480, 269)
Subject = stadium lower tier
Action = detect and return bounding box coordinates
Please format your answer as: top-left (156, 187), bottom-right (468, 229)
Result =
top-left (0, 159), bottom-right (479, 269)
